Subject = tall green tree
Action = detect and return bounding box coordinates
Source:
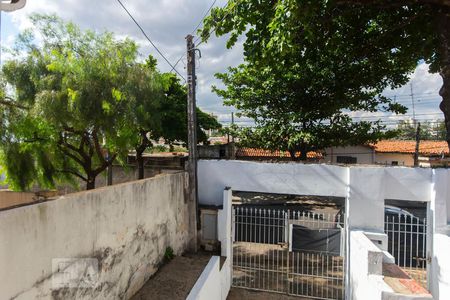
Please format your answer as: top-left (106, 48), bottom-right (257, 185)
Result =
top-left (335, 0), bottom-right (450, 148)
top-left (158, 73), bottom-right (222, 148)
top-left (204, 0), bottom-right (450, 151)
top-left (202, 0), bottom-right (408, 160)
top-left (1, 14), bottom-right (143, 190)
top-left (118, 56), bottom-right (164, 180)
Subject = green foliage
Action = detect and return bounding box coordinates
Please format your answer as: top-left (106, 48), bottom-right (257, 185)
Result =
top-left (0, 14), bottom-right (150, 190)
top-left (0, 14), bottom-right (222, 189)
top-left (201, 0), bottom-right (445, 158)
top-left (158, 73), bottom-right (222, 145)
top-left (395, 120), bottom-right (447, 140)
top-left (164, 246), bottom-right (175, 261)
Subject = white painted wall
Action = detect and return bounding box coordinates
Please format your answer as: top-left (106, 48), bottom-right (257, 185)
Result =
top-left (199, 160), bottom-right (433, 231)
top-left (349, 231), bottom-right (392, 300)
top-left (198, 160), bottom-right (348, 206)
top-left (0, 173), bottom-right (191, 300)
top-left (186, 256), bottom-right (222, 300)
top-left (430, 228), bottom-right (450, 300)
top-left (198, 160), bottom-right (450, 299)
top-left (187, 189), bottom-right (233, 300)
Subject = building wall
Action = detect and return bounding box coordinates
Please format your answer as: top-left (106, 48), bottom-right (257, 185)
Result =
top-left (198, 161), bottom-right (450, 299)
top-left (323, 145), bottom-right (375, 164)
top-left (198, 160), bottom-right (348, 206)
top-left (375, 153), bottom-right (414, 167)
top-left (0, 172), bottom-right (192, 300)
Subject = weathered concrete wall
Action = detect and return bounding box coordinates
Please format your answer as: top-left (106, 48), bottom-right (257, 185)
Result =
top-left (0, 172), bottom-right (192, 300)
top-left (0, 190), bottom-right (40, 209)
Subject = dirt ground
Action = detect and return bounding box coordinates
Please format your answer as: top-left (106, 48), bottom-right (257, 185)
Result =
top-left (227, 287), bottom-right (310, 300)
top-left (130, 252), bottom-right (211, 300)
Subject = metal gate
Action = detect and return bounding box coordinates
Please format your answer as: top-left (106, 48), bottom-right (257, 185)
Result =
top-left (232, 206), bottom-right (345, 299)
top-left (384, 209), bottom-right (427, 288)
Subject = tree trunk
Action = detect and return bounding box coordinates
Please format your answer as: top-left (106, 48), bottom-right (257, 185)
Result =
top-left (288, 149), bottom-right (298, 161)
top-left (299, 149), bottom-right (308, 161)
top-left (136, 131), bottom-right (150, 180)
top-left (86, 176), bottom-right (95, 190)
top-left (137, 155), bottom-right (145, 180)
top-left (438, 7), bottom-right (450, 150)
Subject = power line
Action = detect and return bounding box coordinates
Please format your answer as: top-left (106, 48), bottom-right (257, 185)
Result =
top-left (170, 0), bottom-right (220, 74)
top-left (115, 0), bottom-right (186, 81)
top-left (192, 0), bottom-right (217, 36)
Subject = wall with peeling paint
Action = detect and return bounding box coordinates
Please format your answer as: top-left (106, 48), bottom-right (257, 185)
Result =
top-left (0, 172), bottom-right (192, 300)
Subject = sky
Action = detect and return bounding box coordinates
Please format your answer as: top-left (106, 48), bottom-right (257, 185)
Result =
top-left (0, 0), bottom-right (445, 127)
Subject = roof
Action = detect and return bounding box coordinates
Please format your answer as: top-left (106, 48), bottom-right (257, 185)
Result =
top-left (372, 140), bottom-right (449, 157)
top-left (236, 148), bottom-right (323, 159)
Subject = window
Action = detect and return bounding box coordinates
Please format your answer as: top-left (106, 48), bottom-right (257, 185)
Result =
top-left (336, 156), bottom-right (357, 164)
top-left (391, 161), bottom-right (399, 166)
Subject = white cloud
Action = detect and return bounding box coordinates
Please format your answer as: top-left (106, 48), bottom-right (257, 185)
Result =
top-left (2, 1), bottom-right (444, 124)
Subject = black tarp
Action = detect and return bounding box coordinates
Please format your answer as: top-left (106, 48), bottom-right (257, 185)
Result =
top-left (292, 225), bottom-right (341, 255)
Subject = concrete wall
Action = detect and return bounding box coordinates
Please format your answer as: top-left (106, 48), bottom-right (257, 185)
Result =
top-left (198, 160), bottom-right (433, 231)
top-left (430, 228), bottom-right (450, 299)
top-left (186, 256), bottom-right (230, 300)
top-left (375, 153), bottom-right (414, 167)
top-left (324, 145), bottom-right (375, 164)
top-left (187, 188), bottom-right (233, 300)
top-left (198, 160), bottom-right (348, 206)
top-left (198, 160), bottom-right (450, 299)
top-left (0, 190), bottom-right (36, 209)
top-left (349, 231), bottom-right (392, 300)
top-left (0, 173), bottom-right (192, 300)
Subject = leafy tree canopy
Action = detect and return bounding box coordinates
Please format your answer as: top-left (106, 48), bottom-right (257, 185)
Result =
top-left (1, 14), bottom-right (221, 190)
top-left (395, 120), bottom-right (447, 140)
top-left (1, 14), bottom-right (156, 190)
top-left (201, 0), bottom-right (448, 158)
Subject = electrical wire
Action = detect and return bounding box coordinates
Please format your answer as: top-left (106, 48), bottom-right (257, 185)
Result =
top-left (115, 0), bottom-right (186, 81)
top-left (169, 0), bottom-right (220, 74)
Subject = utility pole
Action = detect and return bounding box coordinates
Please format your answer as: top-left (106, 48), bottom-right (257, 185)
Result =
top-left (410, 83), bottom-right (416, 127)
top-left (186, 34), bottom-right (199, 246)
top-left (231, 112), bottom-right (235, 143)
top-left (414, 122), bottom-right (421, 167)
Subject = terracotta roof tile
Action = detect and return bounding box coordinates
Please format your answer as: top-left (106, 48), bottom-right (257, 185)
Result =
top-left (371, 140), bottom-right (449, 156)
top-left (236, 148), bottom-right (323, 159)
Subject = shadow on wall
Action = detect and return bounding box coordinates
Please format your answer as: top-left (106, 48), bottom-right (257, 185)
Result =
top-left (0, 172), bottom-right (193, 300)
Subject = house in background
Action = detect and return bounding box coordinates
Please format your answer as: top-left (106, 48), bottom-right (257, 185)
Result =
top-left (235, 148), bottom-right (323, 162)
top-left (324, 140), bottom-right (450, 167)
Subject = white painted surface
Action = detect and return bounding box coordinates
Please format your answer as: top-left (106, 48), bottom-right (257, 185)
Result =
top-left (430, 228), bottom-right (450, 300)
top-left (218, 188), bottom-right (232, 259)
top-left (349, 231), bottom-right (393, 300)
top-left (186, 256), bottom-right (222, 300)
top-left (0, 173), bottom-right (191, 300)
top-left (199, 161), bottom-right (433, 230)
top-left (198, 160), bottom-right (348, 206)
top-left (186, 255), bottom-right (231, 300)
top-left (199, 160), bottom-right (450, 298)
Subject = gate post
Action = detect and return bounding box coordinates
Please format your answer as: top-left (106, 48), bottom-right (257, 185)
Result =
top-left (285, 210), bottom-right (290, 295)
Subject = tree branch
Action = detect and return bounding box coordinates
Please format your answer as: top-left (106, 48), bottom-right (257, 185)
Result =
top-left (92, 128), bottom-right (107, 165)
top-left (0, 98), bottom-right (29, 110)
top-left (57, 168), bottom-right (87, 182)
